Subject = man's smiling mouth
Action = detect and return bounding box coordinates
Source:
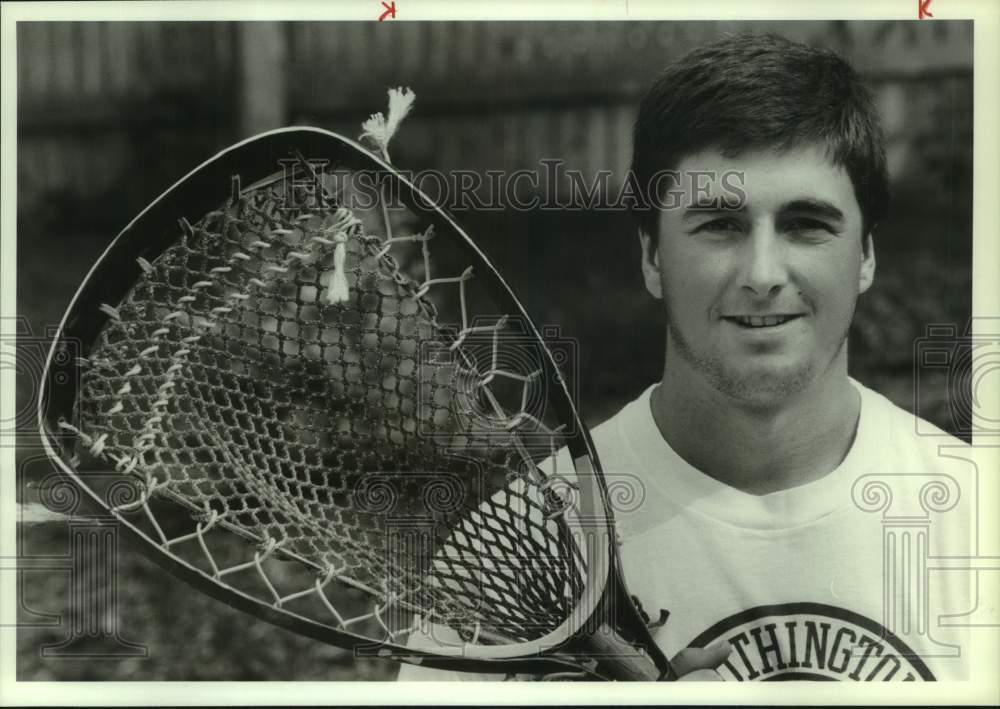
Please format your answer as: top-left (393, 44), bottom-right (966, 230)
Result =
top-left (723, 314), bottom-right (804, 328)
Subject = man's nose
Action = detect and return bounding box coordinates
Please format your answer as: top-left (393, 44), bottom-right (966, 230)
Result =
top-left (740, 225), bottom-right (788, 297)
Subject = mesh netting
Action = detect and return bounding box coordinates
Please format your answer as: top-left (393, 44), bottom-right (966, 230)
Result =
top-left (61, 164), bottom-right (587, 647)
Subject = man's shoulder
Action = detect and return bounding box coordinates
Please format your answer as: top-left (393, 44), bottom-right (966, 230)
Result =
top-left (586, 384), bottom-right (658, 462)
top-left (541, 385), bottom-right (654, 479)
top-left (853, 378), bottom-right (971, 474)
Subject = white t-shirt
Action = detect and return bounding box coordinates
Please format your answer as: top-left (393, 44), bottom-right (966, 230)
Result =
top-left (397, 379), bottom-right (974, 681)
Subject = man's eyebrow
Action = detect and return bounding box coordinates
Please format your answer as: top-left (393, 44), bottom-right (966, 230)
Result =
top-left (681, 197), bottom-right (745, 219)
top-left (780, 198), bottom-right (845, 221)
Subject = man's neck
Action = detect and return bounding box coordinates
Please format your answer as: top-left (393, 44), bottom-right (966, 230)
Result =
top-left (650, 356), bottom-right (861, 496)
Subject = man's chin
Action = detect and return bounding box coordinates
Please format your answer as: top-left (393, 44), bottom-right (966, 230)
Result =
top-left (666, 323), bottom-right (827, 407)
top-left (711, 362), bottom-right (816, 409)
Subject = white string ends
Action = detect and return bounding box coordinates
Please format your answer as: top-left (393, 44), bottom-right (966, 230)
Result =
top-left (359, 86), bottom-right (416, 159)
top-left (326, 232), bottom-right (350, 305)
top-left (322, 207), bottom-right (363, 305)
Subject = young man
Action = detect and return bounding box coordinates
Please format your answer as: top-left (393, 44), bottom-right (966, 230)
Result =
top-left (398, 32), bottom-right (971, 681)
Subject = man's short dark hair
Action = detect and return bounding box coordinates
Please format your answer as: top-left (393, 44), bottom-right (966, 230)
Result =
top-left (631, 32), bottom-right (889, 241)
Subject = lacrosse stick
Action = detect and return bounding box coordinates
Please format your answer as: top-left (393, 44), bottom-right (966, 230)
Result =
top-left (37, 119), bottom-right (674, 680)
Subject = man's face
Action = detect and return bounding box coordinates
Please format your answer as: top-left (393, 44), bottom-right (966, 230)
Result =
top-left (641, 143), bottom-right (876, 406)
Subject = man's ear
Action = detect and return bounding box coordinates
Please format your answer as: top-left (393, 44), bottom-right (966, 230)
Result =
top-left (639, 228), bottom-right (663, 300)
top-left (859, 233), bottom-right (876, 294)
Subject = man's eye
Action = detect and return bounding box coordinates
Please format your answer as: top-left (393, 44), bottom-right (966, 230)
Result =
top-left (695, 219), bottom-right (741, 234)
top-left (784, 218), bottom-right (832, 233)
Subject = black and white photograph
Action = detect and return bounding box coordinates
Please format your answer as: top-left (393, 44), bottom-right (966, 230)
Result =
top-left (2, 1), bottom-right (998, 704)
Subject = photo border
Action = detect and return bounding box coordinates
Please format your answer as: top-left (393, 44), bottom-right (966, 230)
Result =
top-left (2, 0), bottom-right (997, 705)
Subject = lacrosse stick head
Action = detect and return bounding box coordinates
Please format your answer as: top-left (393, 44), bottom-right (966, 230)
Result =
top-left (38, 127), bottom-right (671, 680)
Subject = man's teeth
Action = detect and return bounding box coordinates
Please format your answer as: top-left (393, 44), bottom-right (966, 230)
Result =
top-left (732, 315), bottom-right (795, 327)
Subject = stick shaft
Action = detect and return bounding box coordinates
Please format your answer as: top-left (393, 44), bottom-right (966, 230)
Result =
top-left (583, 622), bottom-right (665, 681)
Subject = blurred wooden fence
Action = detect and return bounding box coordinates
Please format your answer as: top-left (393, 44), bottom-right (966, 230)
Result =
top-left (17, 20), bottom-right (973, 220)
